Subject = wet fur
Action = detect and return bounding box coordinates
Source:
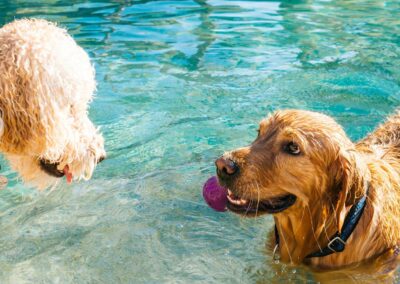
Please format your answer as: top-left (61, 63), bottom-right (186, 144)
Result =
top-left (223, 109), bottom-right (400, 269)
top-left (0, 19), bottom-right (105, 188)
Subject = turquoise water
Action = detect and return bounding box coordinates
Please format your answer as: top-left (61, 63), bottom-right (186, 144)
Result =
top-left (0, 0), bottom-right (400, 282)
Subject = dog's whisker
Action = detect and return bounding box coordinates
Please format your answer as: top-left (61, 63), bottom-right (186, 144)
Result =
top-left (294, 205), bottom-right (306, 237)
top-left (255, 182), bottom-right (261, 218)
top-left (245, 194), bottom-right (253, 217)
top-left (307, 205), bottom-right (322, 252)
top-left (242, 184), bottom-right (252, 218)
top-left (278, 221), bottom-right (293, 264)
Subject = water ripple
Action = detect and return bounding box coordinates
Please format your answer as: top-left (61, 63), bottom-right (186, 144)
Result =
top-left (0, 0), bottom-right (399, 282)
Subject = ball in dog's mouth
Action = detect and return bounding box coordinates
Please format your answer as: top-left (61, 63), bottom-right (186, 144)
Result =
top-left (203, 176), bottom-right (228, 212)
top-left (203, 176), bottom-right (296, 215)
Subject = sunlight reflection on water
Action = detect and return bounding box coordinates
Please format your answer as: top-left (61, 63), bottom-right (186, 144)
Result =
top-left (0, 0), bottom-right (400, 282)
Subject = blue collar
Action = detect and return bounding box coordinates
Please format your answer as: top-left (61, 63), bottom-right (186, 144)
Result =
top-left (274, 188), bottom-right (369, 259)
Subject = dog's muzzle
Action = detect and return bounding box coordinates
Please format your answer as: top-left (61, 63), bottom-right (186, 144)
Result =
top-left (39, 156), bottom-right (105, 178)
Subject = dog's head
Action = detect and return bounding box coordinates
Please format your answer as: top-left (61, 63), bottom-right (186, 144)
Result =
top-left (0, 19), bottom-right (105, 189)
top-left (216, 110), bottom-right (366, 229)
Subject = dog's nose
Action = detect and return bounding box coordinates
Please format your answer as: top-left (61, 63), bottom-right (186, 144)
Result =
top-left (215, 157), bottom-right (238, 179)
top-left (98, 156), bottom-right (106, 164)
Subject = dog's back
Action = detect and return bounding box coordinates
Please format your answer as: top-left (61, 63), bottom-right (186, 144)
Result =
top-left (357, 111), bottom-right (400, 253)
top-left (358, 111), bottom-right (400, 155)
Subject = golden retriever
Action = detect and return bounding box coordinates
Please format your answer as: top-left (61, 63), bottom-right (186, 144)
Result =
top-left (216, 109), bottom-right (399, 271)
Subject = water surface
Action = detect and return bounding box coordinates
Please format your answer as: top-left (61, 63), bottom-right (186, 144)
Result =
top-left (0, 0), bottom-right (400, 282)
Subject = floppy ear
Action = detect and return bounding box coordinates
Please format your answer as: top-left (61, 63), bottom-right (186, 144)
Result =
top-left (334, 150), bottom-right (359, 233)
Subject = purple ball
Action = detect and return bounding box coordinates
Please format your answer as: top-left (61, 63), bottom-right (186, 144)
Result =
top-left (203, 176), bottom-right (228, 212)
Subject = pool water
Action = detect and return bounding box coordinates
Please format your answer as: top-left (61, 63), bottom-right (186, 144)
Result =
top-left (0, 0), bottom-right (400, 282)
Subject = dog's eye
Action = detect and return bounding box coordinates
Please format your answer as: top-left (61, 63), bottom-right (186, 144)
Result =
top-left (284, 142), bottom-right (301, 155)
top-left (257, 129), bottom-right (260, 137)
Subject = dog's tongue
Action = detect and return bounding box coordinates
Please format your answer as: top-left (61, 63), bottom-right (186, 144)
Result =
top-left (63, 165), bottom-right (73, 184)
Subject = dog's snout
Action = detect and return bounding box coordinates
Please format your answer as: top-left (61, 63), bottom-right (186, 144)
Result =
top-left (215, 157), bottom-right (239, 179)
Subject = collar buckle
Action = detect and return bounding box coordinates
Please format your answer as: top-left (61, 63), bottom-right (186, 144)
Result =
top-left (327, 236), bottom-right (346, 253)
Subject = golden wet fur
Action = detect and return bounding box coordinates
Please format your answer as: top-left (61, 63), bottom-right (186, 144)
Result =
top-left (0, 19), bottom-right (105, 188)
top-left (221, 109), bottom-right (400, 270)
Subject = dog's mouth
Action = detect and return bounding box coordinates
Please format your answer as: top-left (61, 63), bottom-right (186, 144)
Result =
top-left (226, 189), bottom-right (296, 215)
top-left (39, 159), bottom-right (72, 183)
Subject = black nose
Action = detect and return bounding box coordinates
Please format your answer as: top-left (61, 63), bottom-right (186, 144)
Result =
top-left (215, 157), bottom-right (239, 179)
top-left (98, 156), bottom-right (106, 164)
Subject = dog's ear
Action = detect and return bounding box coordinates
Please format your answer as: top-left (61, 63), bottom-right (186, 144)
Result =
top-left (333, 150), bottom-right (359, 233)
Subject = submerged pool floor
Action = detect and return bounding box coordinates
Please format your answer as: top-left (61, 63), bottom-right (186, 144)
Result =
top-left (0, 0), bottom-right (400, 282)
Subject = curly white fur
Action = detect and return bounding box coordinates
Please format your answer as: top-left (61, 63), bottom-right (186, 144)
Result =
top-left (0, 19), bottom-right (105, 189)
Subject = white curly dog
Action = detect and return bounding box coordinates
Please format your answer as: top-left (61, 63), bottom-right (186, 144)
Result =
top-left (0, 19), bottom-right (106, 189)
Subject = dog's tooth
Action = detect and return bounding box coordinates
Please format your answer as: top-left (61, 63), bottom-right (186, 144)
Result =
top-left (227, 194), bottom-right (237, 204)
top-left (228, 195), bottom-right (243, 205)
